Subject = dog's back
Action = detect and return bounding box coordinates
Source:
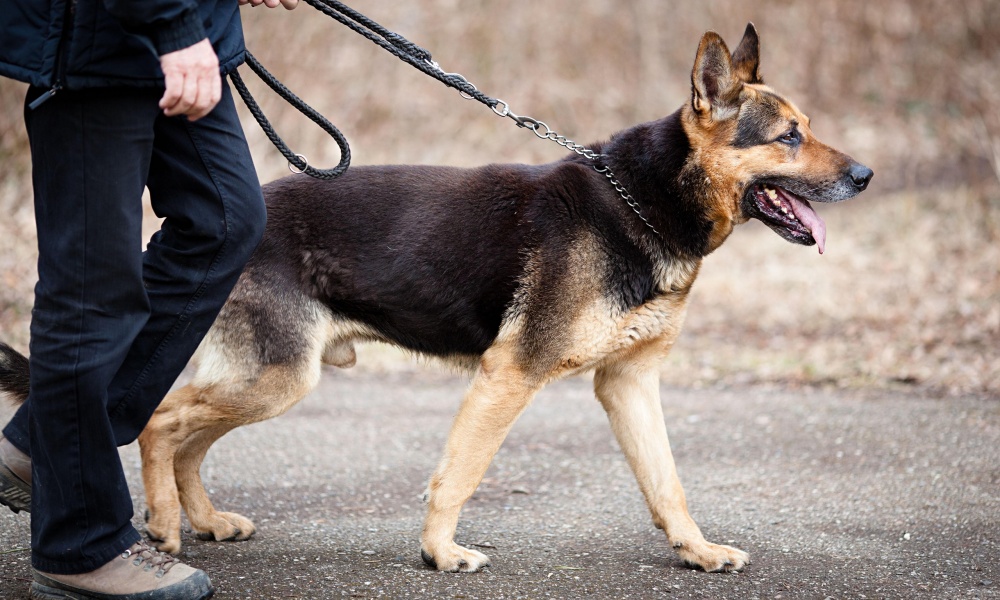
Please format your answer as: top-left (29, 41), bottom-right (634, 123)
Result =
top-left (231, 156), bottom-right (659, 364)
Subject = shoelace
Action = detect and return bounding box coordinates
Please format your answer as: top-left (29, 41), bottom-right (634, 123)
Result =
top-left (121, 540), bottom-right (179, 577)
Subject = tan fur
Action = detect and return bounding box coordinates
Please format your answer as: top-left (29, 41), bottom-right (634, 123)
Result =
top-left (594, 345), bottom-right (748, 572)
top-left (421, 343), bottom-right (543, 571)
top-left (141, 363), bottom-right (317, 553)
top-left (683, 82), bottom-right (858, 252)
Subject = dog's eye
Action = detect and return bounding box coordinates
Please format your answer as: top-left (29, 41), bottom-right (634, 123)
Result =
top-left (778, 129), bottom-right (800, 146)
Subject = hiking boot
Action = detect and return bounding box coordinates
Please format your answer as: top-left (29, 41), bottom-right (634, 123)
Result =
top-left (0, 434), bottom-right (31, 513)
top-left (30, 540), bottom-right (214, 600)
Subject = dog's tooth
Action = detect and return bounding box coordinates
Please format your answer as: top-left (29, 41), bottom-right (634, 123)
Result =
top-left (781, 206), bottom-right (789, 214)
top-left (766, 188), bottom-right (778, 200)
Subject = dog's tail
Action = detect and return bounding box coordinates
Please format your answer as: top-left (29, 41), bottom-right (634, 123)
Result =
top-left (0, 342), bottom-right (29, 406)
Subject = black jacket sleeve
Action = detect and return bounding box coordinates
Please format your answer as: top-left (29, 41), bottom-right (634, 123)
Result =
top-left (102, 0), bottom-right (208, 55)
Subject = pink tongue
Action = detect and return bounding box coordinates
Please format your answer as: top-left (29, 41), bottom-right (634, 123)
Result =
top-left (785, 194), bottom-right (827, 254)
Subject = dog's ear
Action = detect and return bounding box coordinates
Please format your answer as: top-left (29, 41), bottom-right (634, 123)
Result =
top-left (690, 31), bottom-right (742, 121)
top-left (731, 23), bottom-right (762, 84)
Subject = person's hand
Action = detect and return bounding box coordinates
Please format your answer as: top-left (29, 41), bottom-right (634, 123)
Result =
top-left (159, 38), bottom-right (221, 121)
top-left (239, 0), bottom-right (298, 9)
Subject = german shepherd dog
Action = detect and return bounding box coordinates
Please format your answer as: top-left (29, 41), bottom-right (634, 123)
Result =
top-left (0, 24), bottom-right (871, 572)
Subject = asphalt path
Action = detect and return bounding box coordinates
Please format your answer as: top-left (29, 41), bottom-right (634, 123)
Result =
top-left (1, 368), bottom-right (998, 599)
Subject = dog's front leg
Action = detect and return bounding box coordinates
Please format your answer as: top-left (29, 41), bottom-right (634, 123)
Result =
top-left (594, 362), bottom-right (749, 572)
top-left (421, 351), bottom-right (541, 572)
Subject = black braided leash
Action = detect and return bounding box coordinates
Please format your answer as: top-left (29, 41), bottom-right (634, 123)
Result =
top-left (230, 53), bottom-right (350, 179)
top-left (234, 0), bottom-right (660, 236)
top-left (298, 0), bottom-right (497, 108)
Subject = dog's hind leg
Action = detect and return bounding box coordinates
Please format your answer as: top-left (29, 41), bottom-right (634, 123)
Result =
top-left (141, 391), bottom-right (247, 553)
top-left (420, 347), bottom-right (542, 572)
top-left (594, 358), bottom-right (750, 572)
top-left (174, 362), bottom-right (322, 546)
top-left (140, 352), bottom-right (323, 553)
top-left (174, 423), bottom-right (251, 544)
top-left (139, 383), bottom-right (201, 554)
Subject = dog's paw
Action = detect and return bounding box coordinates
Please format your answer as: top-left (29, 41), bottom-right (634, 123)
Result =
top-left (420, 542), bottom-right (491, 572)
top-left (144, 511), bottom-right (183, 554)
top-left (146, 531), bottom-right (183, 555)
top-left (676, 541), bottom-right (749, 572)
top-left (193, 511), bottom-right (256, 543)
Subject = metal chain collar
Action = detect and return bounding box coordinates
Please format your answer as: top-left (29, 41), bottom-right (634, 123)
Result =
top-left (592, 165), bottom-right (662, 236)
top-left (426, 60), bottom-right (661, 237)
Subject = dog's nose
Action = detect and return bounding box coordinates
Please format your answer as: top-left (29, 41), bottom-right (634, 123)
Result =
top-left (848, 163), bottom-right (874, 191)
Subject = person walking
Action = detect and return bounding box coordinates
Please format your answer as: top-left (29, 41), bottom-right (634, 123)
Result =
top-left (0, 0), bottom-right (298, 597)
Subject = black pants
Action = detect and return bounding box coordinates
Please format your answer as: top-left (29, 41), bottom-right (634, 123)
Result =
top-left (2, 83), bottom-right (266, 574)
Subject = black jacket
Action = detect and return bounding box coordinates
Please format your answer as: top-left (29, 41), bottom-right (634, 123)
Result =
top-left (0, 0), bottom-right (245, 90)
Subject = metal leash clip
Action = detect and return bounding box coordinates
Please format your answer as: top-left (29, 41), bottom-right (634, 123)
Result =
top-left (490, 100), bottom-right (541, 132)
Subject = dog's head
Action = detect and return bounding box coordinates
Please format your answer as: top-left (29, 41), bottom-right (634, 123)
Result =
top-left (683, 23), bottom-right (873, 254)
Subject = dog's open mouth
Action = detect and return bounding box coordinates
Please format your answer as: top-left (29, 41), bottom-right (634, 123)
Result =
top-left (749, 184), bottom-right (827, 254)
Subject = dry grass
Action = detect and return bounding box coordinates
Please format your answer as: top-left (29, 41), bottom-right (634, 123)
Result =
top-left (0, 1), bottom-right (997, 395)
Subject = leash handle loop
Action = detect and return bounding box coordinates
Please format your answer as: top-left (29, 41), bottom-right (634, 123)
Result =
top-left (230, 51), bottom-right (350, 180)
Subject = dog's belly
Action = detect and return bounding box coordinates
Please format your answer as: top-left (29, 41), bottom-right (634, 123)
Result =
top-left (323, 287), bottom-right (507, 358)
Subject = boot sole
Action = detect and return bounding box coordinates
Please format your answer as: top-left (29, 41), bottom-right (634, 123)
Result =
top-left (31, 571), bottom-right (215, 600)
top-left (30, 583), bottom-right (214, 600)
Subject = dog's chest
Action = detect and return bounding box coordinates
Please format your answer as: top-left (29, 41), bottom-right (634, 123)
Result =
top-left (555, 257), bottom-right (701, 374)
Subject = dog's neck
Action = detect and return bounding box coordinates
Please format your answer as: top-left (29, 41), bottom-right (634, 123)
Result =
top-left (598, 109), bottom-right (723, 260)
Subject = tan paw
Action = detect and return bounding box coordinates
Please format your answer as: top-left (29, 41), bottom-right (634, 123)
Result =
top-left (147, 532), bottom-right (182, 555)
top-left (144, 510), bottom-right (182, 554)
top-left (420, 542), bottom-right (491, 572)
top-left (676, 541), bottom-right (749, 572)
top-left (193, 511), bottom-right (256, 543)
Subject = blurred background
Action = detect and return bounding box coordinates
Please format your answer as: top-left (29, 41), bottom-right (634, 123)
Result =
top-left (0, 0), bottom-right (997, 394)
